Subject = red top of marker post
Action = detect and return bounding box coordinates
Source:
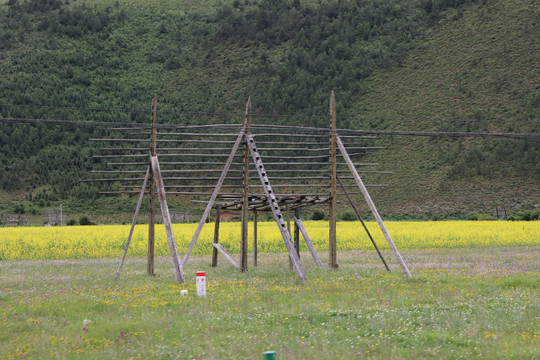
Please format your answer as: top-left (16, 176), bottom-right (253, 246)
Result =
top-left (196, 271), bottom-right (205, 277)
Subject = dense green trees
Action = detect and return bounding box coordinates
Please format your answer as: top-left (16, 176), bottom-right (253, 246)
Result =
top-left (0, 0), bottom-right (537, 208)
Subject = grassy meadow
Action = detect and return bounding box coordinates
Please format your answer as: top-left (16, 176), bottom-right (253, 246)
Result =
top-left (0, 247), bottom-right (538, 359)
top-left (0, 221), bottom-right (539, 359)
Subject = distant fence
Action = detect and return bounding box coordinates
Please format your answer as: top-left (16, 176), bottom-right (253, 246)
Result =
top-left (156, 209), bottom-right (192, 223)
top-left (2, 214), bottom-right (29, 227)
top-left (45, 210), bottom-right (66, 226)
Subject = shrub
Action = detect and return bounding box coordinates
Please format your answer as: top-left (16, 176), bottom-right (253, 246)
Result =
top-left (468, 212), bottom-right (495, 221)
top-left (513, 210), bottom-right (540, 221)
top-left (339, 210), bottom-right (357, 221)
top-left (467, 212), bottom-right (479, 221)
top-left (311, 209), bottom-right (325, 220)
top-left (79, 216), bottom-right (93, 226)
top-left (67, 219), bottom-right (77, 226)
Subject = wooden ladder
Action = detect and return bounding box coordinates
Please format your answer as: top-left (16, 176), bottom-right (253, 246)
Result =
top-left (245, 134), bottom-right (307, 281)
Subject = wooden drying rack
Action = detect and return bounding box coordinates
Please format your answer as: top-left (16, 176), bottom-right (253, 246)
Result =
top-left (83, 92), bottom-right (412, 282)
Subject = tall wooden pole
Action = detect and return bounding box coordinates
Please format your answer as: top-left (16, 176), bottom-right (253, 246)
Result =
top-left (253, 210), bottom-right (258, 267)
top-left (241, 98), bottom-right (251, 272)
top-left (212, 205), bottom-right (221, 267)
top-left (287, 204), bottom-right (292, 270)
top-left (148, 94), bottom-right (157, 276)
top-left (329, 91), bottom-right (338, 268)
top-left (294, 208), bottom-right (300, 258)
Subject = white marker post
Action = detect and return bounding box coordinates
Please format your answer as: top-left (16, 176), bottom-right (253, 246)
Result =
top-left (196, 271), bottom-right (206, 297)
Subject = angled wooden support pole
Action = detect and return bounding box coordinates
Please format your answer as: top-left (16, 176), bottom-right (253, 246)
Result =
top-left (182, 126), bottom-right (246, 265)
top-left (212, 243), bottom-right (240, 269)
top-left (246, 133), bottom-right (307, 282)
top-left (337, 176), bottom-right (390, 272)
top-left (293, 216), bottom-right (324, 267)
top-left (336, 136), bottom-right (412, 278)
top-left (115, 166), bottom-right (151, 281)
top-left (150, 154), bottom-right (185, 283)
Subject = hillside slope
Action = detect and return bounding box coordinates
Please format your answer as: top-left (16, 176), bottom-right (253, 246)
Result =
top-left (0, 0), bottom-right (538, 220)
top-left (348, 0), bottom-right (539, 218)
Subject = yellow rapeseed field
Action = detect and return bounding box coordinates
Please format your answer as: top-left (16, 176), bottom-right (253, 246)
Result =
top-left (0, 221), bottom-right (538, 261)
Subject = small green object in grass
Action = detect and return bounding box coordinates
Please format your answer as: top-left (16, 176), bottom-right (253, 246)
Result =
top-left (263, 351), bottom-right (277, 360)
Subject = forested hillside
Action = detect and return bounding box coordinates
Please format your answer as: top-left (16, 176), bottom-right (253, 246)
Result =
top-left (0, 0), bottom-right (538, 220)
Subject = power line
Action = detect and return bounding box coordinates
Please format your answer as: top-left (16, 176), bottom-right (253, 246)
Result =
top-left (0, 103), bottom-right (244, 117)
top-left (334, 128), bottom-right (540, 142)
top-left (1, 103), bottom-right (538, 124)
top-left (1, 117), bottom-right (538, 142)
top-left (0, 117), bottom-right (140, 127)
top-left (344, 115), bottom-right (540, 125)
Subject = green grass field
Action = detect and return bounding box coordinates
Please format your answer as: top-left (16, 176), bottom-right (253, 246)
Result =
top-left (1, 246), bottom-right (538, 359)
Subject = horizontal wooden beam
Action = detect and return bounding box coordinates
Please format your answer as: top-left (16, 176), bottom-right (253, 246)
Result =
top-left (94, 169), bottom-right (391, 174)
top-left (103, 161), bottom-right (381, 167)
top-left (98, 191), bottom-right (362, 196)
top-left (99, 146), bottom-right (384, 153)
top-left (90, 138), bottom-right (149, 142)
top-left (82, 177), bottom-right (243, 182)
top-left (99, 147), bottom-right (237, 152)
top-left (94, 153), bottom-right (373, 160)
top-left (94, 153), bottom-right (244, 158)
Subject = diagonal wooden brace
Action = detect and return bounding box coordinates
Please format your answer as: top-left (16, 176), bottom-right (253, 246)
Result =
top-left (150, 154), bottom-right (185, 283)
top-left (182, 127), bottom-right (246, 265)
top-left (336, 136), bottom-right (412, 278)
top-left (293, 216), bottom-right (324, 268)
top-left (115, 165), bottom-right (151, 281)
top-left (212, 243), bottom-right (241, 269)
top-left (245, 134), bottom-right (307, 282)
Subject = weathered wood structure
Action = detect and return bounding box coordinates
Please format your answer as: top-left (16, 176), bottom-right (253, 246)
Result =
top-left (2, 214), bottom-right (29, 227)
top-left (155, 209), bottom-right (192, 223)
top-left (45, 209), bottom-right (65, 226)
top-left (84, 92), bottom-right (412, 282)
